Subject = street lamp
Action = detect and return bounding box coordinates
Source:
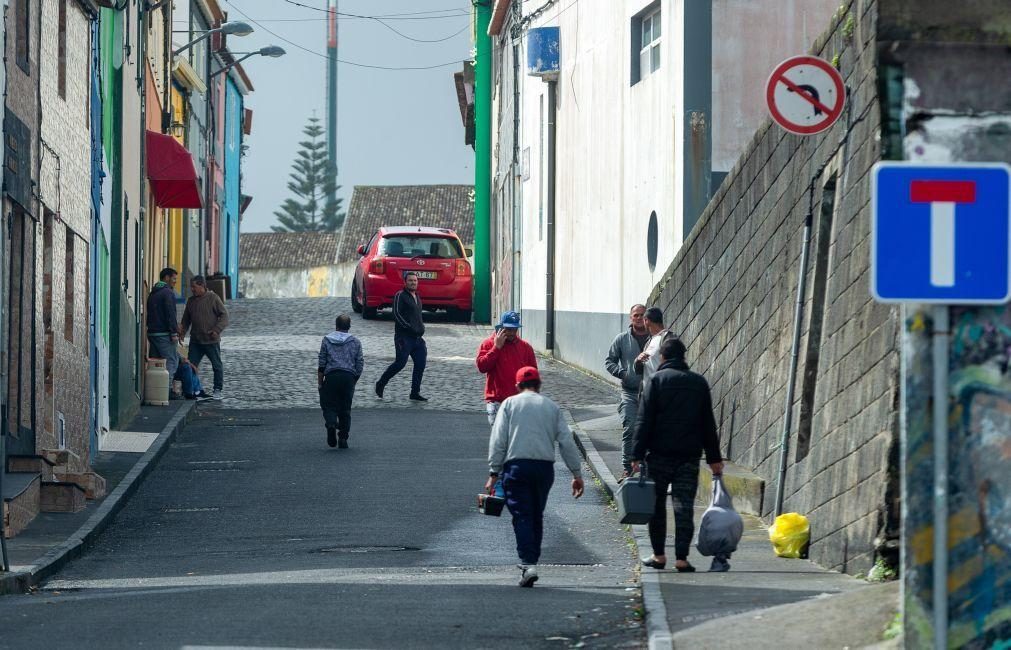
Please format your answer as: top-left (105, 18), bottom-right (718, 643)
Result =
top-left (173, 21), bottom-right (254, 56)
top-left (210, 46), bottom-right (287, 77)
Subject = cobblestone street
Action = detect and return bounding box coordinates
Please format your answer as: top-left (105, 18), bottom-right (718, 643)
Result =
top-left (197, 297), bottom-right (620, 413)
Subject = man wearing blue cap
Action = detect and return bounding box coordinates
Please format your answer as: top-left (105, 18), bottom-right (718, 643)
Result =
top-left (476, 310), bottom-right (537, 426)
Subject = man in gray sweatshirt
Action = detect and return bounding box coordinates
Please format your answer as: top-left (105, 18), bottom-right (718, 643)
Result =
top-left (486, 366), bottom-right (585, 587)
top-left (318, 314), bottom-right (364, 448)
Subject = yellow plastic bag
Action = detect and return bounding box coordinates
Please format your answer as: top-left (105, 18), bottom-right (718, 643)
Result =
top-left (769, 513), bottom-right (810, 558)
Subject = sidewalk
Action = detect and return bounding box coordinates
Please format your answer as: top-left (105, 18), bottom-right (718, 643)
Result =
top-left (0, 400), bottom-right (196, 594)
top-left (568, 405), bottom-right (899, 650)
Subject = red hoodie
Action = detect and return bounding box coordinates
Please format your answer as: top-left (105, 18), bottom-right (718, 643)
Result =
top-left (475, 334), bottom-right (537, 402)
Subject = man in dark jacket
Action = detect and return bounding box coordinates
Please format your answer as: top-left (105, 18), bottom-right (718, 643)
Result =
top-left (631, 336), bottom-right (723, 573)
top-left (179, 276), bottom-right (229, 400)
top-left (318, 314), bottom-right (364, 448)
top-left (375, 272), bottom-right (427, 401)
top-left (604, 304), bottom-right (649, 479)
top-left (146, 267), bottom-right (180, 395)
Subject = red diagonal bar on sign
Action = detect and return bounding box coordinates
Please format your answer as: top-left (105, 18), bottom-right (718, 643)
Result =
top-left (777, 73), bottom-right (835, 117)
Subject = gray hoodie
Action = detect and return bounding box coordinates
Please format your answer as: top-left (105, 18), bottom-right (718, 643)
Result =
top-left (488, 391), bottom-right (583, 477)
top-left (318, 331), bottom-right (364, 378)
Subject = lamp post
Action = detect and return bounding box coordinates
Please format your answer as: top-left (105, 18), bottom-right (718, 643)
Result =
top-left (173, 20), bottom-right (253, 56)
top-left (209, 46), bottom-right (286, 78)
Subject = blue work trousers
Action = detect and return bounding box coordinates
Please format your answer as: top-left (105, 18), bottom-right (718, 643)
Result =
top-left (503, 459), bottom-right (555, 566)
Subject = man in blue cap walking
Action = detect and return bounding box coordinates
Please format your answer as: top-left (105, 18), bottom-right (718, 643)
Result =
top-left (476, 311), bottom-right (538, 426)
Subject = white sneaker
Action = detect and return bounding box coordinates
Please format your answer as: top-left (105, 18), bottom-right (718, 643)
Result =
top-left (518, 564), bottom-right (538, 588)
top-left (212, 389), bottom-right (223, 401)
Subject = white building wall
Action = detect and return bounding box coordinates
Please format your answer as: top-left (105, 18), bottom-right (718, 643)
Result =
top-left (495, 0), bottom-right (837, 378)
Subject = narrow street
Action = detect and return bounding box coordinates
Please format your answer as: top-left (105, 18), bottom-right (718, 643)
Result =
top-left (0, 299), bottom-right (642, 649)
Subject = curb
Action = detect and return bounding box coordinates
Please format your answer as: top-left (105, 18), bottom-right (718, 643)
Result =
top-left (562, 410), bottom-right (673, 650)
top-left (0, 401), bottom-right (197, 595)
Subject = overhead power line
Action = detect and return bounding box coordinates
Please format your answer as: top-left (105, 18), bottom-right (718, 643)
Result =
top-left (223, 1), bottom-right (470, 71)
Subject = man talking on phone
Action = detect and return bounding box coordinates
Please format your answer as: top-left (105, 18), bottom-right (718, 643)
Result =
top-left (476, 311), bottom-right (537, 426)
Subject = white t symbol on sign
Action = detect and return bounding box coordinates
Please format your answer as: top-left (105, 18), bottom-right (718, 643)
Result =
top-left (910, 181), bottom-right (977, 288)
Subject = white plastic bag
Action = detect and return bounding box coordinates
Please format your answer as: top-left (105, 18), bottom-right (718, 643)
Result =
top-left (696, 476), bottom-right (744, 557)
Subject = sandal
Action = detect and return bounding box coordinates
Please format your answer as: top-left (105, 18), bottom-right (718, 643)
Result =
top-left (675, 562), bottom-right (696, 573)
top-left (641, 558), bottom-right (666, 570)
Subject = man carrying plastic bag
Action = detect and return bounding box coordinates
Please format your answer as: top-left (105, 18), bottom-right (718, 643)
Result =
top-left (696, 475), bottom-right (743, 571)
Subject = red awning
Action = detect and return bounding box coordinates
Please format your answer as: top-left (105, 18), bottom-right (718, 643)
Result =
top-left (145, 130), bottom-right (203, 209)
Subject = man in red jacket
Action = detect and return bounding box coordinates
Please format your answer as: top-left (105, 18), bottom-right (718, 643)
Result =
top-left (476, 311), bottom-right (537, 426)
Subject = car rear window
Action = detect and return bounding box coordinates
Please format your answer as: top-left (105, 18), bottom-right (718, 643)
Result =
top-left (379, 235), bottom-right (463, 259)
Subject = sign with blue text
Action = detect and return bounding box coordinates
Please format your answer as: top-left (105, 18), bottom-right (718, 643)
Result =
top-left (872, 162), bottom-right (1011, 304)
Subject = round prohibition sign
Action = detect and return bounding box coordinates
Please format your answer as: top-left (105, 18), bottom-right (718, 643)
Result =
top-left (766, 55), bottom-right (845, 135)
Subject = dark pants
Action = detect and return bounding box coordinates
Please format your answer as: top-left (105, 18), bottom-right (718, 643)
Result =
top-left (503, 459), bottom-right (555, 566)
top-left (319, 370), bottom-right (356, 437)
top-left (647, 456), bottom-right (699, 560)
top-left (189, 341), bottom-right (223, 391)
top-left (377, 335), bottom-right (426, 394)
top-left (147, 335), bottom-right (179, 379)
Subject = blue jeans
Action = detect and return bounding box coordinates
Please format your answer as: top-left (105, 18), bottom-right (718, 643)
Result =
top-left (618, 390), bottom-right (639, 472)
top-left (147, 335), bottom-right (179, 379)
top-left (378, 335), bottom-right (427, 394)
top-left (189, 341), bottom-right (223, 391)
top-left (503, 459), bottom-right (555, 565)
top-left (174, 361), bottom-right (204, 397)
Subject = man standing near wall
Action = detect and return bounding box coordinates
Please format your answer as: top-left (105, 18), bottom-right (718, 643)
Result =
top-left (636, 307), bottom-right (674, 387)
top-left (476, 311), bottom-right (537, 426)
top-left (375, 272), bottom-right (428, 402)
top-left (179, 276), bottom-right (230, 400)
top-left (147, 267), bottom-right (181, 398)
top-left (605, 304), bottom-right (650, 480)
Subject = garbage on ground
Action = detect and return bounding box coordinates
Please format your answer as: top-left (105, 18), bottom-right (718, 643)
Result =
top-left (769, 512), bottom-right (810, 558)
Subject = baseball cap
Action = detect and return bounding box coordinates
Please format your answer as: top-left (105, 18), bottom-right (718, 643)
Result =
top-left (498, 310), bottom-right (522, 329)
top-left (516, 366), bottom-right (540, 384)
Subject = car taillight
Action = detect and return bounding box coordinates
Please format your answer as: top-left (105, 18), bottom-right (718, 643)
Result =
top-left (370, 258), bottom-right (385, 274)
top-left (456, 259), bottom-right (471, 276)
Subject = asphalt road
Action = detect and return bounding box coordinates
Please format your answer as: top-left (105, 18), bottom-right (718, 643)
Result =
top-left (0, 407), bottom-right (642, 649)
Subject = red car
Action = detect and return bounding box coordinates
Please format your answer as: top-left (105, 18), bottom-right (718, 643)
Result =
top-left (351, 226), bottom-right (473, 322)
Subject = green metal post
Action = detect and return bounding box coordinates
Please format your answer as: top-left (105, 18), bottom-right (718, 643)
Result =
top-left (473, 1), bottom-right (492, 324)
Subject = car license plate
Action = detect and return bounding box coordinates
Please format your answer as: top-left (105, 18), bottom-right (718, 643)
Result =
top-left (407, 271), bottom-right (438, 280)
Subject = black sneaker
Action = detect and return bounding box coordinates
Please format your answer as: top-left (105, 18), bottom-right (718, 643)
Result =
top-left (326, 427), bottom-right (337, 448)
top-left (409, 393), bottom-right (428, 402)
top-left (375, 381), bottom-right (385, 399)
top-left (338, 437), bottom-right (349, 449)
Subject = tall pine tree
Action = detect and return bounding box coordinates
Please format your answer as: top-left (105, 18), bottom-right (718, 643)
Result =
top-left (272, 117), bottom-right (346, 232)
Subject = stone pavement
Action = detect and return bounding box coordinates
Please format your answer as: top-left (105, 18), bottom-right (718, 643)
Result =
top-left (569, 405), bottom-right (900, 648)
top-left (197, 297), bottom-right (620, 413)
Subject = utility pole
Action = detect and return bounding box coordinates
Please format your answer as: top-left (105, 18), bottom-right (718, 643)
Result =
top-left (473, 1), bottom-right (492, 324)
top-left (326, 0), bottom-right (339, 219)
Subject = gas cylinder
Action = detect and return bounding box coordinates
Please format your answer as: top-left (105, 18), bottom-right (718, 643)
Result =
top-left (144, 358), bottom-right (170, 406)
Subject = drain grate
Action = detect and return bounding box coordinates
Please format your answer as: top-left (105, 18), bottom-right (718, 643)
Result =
top-left (162, 507), bottom-right (220, 513)
top-left (313, 545), bottom-right (420, 554)
top-left (190, 468), bottom-right (243, 473)
top-left (215, 418), bottom-right (263, 428)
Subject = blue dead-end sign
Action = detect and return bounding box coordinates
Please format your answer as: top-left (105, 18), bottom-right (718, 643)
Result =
top-left (872, 162), bottom-right (1011, 304)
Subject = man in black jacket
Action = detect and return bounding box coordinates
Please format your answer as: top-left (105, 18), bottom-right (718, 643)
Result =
top-left (631, 336), bottom-right (723, 572)
top-left (146, 267), bottom-right (180, 396)
top-left (376, 272), bottom-right (428, 401)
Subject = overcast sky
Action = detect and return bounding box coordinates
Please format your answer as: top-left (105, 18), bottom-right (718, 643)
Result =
top-left (219, 1), bottom-right (474, 232)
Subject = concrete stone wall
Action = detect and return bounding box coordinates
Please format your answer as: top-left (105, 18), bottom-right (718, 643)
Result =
top-left (4, 0), bottom-right (46, 458)
top-left (38, 0), bottom-right (94, 472)
top-left (238, 265), bottom-right (350, 300)
top-left (649, 0), bottom-right (898, 573)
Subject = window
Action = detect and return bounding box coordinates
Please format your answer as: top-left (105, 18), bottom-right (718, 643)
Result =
top-left (379, 235), bottom-right (464, 259)
top-left (58, 0), bottom-right (67, 99)
top-left (15, 0), bottom-right (29, 73)
top-left (631, 3), bottom-right (661, 85)
top-left (647, 211), bottom-right (658, 272)
top-left (65, 226), bottom-right (75, 343)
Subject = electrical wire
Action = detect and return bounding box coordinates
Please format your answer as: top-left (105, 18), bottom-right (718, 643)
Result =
top-left (223, 1), bottom-right (469, 70)
top-left (277, 1), bottom-right (470, 20)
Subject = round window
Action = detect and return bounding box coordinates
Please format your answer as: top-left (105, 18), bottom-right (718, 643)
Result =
top-left (647, 211), bottom-right (658, 272)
